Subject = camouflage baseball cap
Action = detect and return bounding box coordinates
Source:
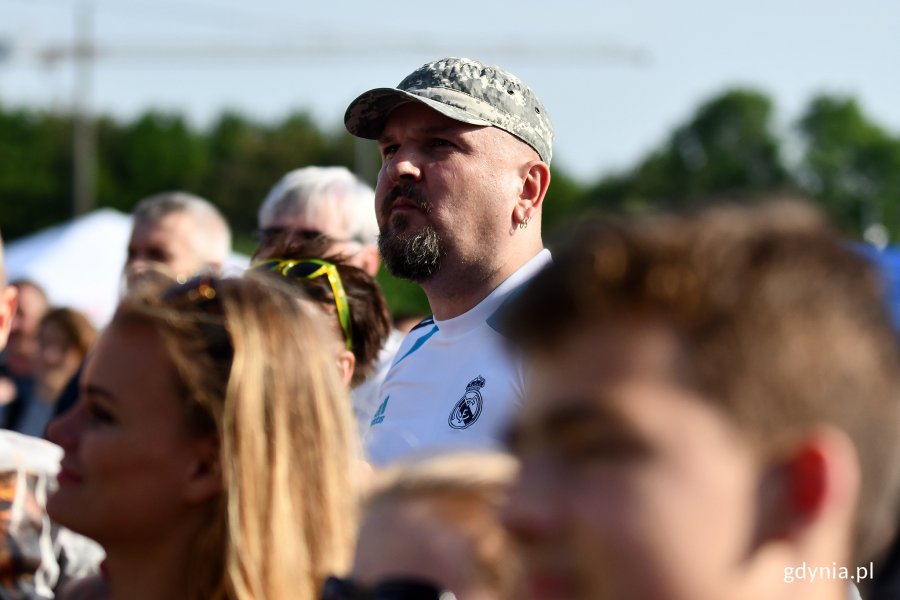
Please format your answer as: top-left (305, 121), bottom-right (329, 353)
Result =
top-left (344, 57), bottom-right (554, 164)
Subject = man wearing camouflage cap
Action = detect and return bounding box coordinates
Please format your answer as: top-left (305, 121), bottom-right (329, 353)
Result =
top-left (344, 56), bottom-right (553, 465)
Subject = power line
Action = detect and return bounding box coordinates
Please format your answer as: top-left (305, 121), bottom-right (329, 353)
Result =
top-left (28, 39), bottom-right (650, 68)
top-left (2, 1), bottom-right (650, 217)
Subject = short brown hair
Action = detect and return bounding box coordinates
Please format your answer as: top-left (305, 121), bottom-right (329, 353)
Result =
top-left (506, 200), bottom-right (900, 563)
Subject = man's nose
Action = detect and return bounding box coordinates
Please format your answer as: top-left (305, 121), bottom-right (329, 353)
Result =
top-left (385, 147), bottom-right (422, 183)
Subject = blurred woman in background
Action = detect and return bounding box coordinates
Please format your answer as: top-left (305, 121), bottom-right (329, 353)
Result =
top-left (15, 307), bottom-right (96, 437)
top-left (47, 274), bottom-right (359, 600)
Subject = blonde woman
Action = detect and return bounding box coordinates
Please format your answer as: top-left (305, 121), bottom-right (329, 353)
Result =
top-left (47, 274), bottom-right (359, 600)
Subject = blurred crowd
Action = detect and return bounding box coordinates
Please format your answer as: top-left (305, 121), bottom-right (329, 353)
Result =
top-left (0, 56), bottom-right (899, 600)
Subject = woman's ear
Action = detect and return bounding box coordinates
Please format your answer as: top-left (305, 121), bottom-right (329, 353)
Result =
top-left (183, 436), bottom-right (223, 505)
top-left (336, 349), bottom-right (356, 388)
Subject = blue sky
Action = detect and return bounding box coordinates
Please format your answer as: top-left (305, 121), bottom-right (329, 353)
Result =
top-left (2, 0), bottom-right (900, 181)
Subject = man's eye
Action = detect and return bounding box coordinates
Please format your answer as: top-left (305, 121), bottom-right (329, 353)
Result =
top-left (144, 248), bottom-right (169, 263)
top-left (431, 138), bottom-right (452, 148)
top-left (552, 429), bottom-right (651, 465)
top-left (380, 144), bottom-right (399, 158)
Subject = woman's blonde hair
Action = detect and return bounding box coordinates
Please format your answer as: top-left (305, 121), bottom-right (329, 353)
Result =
top-left (115, 273), bottom-right (358, 600)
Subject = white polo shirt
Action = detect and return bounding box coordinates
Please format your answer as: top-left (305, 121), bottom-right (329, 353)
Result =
top-left (364, 249), bottom-right (552, 466)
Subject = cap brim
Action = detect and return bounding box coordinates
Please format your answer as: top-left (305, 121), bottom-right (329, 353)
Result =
top-left (344, 88), bottom-right (493, 139)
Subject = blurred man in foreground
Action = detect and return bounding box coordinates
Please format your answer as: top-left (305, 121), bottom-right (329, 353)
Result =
top-left (503, 201), bottom-right (900, 600)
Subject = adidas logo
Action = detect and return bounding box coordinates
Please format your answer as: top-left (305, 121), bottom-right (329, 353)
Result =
top-left (371, 396), bottom-right (389, 426)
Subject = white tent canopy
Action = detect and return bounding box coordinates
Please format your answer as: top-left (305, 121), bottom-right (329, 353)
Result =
top-left (4, 208), bottom-right (248, 328)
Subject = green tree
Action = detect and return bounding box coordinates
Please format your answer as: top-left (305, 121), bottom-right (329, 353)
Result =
top-left (796, 95), bottom-right (900, 239)
top-left (542, 164), bottom-right (587, 239)
top-left (586, 89), bottom-right (794, 213)
top-left (202, 111), bottom-right (361, 237)
top-left (99, 111), bottom-right (208, 211)
top-left (0, 107), bottom-right (73, 239)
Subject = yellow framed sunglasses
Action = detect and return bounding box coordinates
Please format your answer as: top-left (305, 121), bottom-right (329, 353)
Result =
top-left (250, 258), bottom-right (353, 350)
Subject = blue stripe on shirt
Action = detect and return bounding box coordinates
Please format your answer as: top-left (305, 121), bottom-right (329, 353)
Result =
top-left (392, 325), bottom-right (439, 367)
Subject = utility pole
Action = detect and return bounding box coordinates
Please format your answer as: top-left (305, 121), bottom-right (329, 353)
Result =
top-left (72, 0), bottom-right (95, 216)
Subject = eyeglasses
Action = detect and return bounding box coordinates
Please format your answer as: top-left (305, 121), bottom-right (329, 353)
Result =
top-left (250, 258), bottom-right (353, 350)
top-left (256, 226), bottom-right (364, 247)
top-left (257, 226), bottom-right (323, 244)
top-left (320, 576), bottom-right (457, 600)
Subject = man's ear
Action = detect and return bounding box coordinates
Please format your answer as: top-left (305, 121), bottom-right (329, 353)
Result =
top-left (0, 285), bottom-right (18, 351)
top-left (336, 349), bottom-right (356, 388)
top-left (182, 436), bottom-right (223, 505)
top-left (755, 427), bottom-right (860, 546)
top-left (514, 161), bottom-right (551, 226)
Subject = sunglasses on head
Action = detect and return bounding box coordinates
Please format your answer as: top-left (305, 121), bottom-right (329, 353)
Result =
top-left (320, 576), bottom-right (457, 600)
top-left (161, 274), bottom-right (219, 305)
top-left (159, 275), bottom-right (234, 363)
top-left (250, 258), bottom-right (353, 350)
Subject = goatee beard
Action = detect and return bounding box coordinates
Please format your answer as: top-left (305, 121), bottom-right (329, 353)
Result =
top-left (378, 215), bottom-right (444, 282)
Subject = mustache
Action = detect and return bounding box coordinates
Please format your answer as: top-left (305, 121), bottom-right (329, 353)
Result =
top-left (382, 184), bottom-right (430, 218)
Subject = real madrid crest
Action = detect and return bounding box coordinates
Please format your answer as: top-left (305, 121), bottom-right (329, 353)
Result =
top-left (448, 376), bottom-right (485, 429)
